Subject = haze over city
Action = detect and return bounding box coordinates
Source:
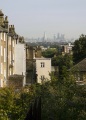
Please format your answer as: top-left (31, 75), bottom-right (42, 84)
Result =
top-left (0, 0), bottom-right (86, 40)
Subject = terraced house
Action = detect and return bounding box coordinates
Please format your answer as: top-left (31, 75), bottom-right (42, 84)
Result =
top-left (0, 10), bottom-right (25, 87)
top-left (0, 10), bottom-right (8, 87)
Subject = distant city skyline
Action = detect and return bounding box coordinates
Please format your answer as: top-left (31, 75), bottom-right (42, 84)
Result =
top-left (0, 0), bottom-right (86, 39)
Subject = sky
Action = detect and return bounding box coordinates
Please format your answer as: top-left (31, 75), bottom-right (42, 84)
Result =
top-left (0, 0), bottom-right (86, 39)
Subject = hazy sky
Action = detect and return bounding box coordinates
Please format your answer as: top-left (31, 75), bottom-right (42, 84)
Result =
top-left (0, 0), bottom-right (86, 39)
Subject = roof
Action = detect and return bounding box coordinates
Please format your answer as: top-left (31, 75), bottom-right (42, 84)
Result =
top-left (34, 58), bottom-right (51, 60)
top-left (8, 74), bottom-right (24, 88)
top-left (0, 26), bottom-right (8, 32)
top-left (71, 58), bottom-right (86, 72)
top-left (9, 74), bottom-right (24, 80)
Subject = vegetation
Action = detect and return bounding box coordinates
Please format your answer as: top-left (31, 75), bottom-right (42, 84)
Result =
top-left (42, 48), bottom-right (58, 58)
top-left (0, 35), bottom-right (86, 119)
top-left (41, 79), bottom-right (86, 120)
top-left (52, 54), bottom-right (73, 79)
top-left (0, 75), bottom-right (86, 120)
top-left (73, 34), bottom-right (86, 63)
top-left (0, 87), bottom-right (34, 120)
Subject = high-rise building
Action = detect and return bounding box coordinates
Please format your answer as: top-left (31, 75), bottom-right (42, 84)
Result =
top-left (43, 32), bottom-right (47, 41)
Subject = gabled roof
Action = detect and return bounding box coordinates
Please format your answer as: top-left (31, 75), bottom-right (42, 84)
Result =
top-left (71, 58), bottom-right (86, 72)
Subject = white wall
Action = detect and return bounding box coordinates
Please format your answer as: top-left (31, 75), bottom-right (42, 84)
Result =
top-left (14, 42), bottom-right (26, 86)
top-left (35, 58), bottom-right (51, 83)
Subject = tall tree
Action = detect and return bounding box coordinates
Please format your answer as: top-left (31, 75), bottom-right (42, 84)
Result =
top-left (52, 54), bottom-right (73, 79)
top-left (73, 34), bottom-right (86, 63)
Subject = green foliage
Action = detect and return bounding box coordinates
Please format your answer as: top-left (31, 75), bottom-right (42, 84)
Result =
top-left (73, 34), bottom-right (86, 63)
top-left (40, 78), bottom-right (86, 120)
top-left (0, 87), bottom-right (34, 120)
top-left (42, 48), bottom-right (57, 58)
top-left (52, 54), bottom-right (73, 67)
top-left (52, 54), bottom-right (73, 78)
top-left (0, 77), bottom-right (86, 120)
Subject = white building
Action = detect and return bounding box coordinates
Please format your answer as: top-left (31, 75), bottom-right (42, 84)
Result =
top-left (35, 58), bottom-right (51, 83)
top-left (61, 43), bottom-right (74, 55)
top-left (14, 39), bottom-right (26, 86)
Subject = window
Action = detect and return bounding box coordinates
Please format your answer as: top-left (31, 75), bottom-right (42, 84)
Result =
top-left (9, 37), bottom-right (11, 45)
top-left (4, 48), bottom-right (6, 62)
top-left (4, 70), bottom-right (6, 78)
top-left (41, 62), bottom-right (45, 67)
top-left (13, 41), bottom-right (15, 47)
top-left (13, 54), bottom-right (14, 60)
top-left (40, 75), bottom-right (45, 80)
top-left (40, 75), bottom-right (45, 83)
top-left (10, 70), bottom-right (11, 75)
top-left (1, 46), bottom-right (3, 56)
top-left (0, 33), bottom-right (2, 40)
top-left (10, 51), bottom-right (11, 63)
top-left (1, 63), bottom-right (3, 74)
top-left (4, 33), bottom-right (6, 41)
top-left (13, 54), bottom-right (14, 66)
top-left (0, 79), bottom-right (3, 87)
top-left (76, 73), bottom-right (83, 81)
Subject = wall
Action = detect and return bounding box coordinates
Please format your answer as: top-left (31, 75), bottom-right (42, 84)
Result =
top-left (0, 32), bottom-right (7, 87)
top-left (14, 42), bottom-right (26, 86)
top-left (35, 58), bottom-right (51, 83)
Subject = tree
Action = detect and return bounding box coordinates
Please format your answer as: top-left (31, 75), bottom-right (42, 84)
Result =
top-left (40, 75), bottom-right (86, 120)
top-left (0, 76), bottom-right (86, 120)
top-left (73, 34), bottom-right (86, 63)
top-left (52, 54), bottom-right (73, 78)
top-left (42, 48), bottom-right (57, 58)
top-left (0, 87), bottom-right (34, 120)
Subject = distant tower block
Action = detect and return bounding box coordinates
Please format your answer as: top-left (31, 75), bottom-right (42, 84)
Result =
top-left (61, 34), bottom-right (65, 40)
top-left (43, 32), bottom-right (47, 41)
top-left (54, 34), bottom-right (56, 41)
top-left (57, 33), bottom-right (60, 39)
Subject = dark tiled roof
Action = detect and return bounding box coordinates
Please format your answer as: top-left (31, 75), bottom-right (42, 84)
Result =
top-left (72, 58), bottom-right (86, 72)
top-left (9, 74), bottom-right (24, 80)
top-left (8, 74), bottom-right (24, 88)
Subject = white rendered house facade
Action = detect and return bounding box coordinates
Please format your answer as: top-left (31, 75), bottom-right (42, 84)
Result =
top-left (14, 40), bottom-right (26, 86)
top-left (35, 58), bottom-right (51, 83)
